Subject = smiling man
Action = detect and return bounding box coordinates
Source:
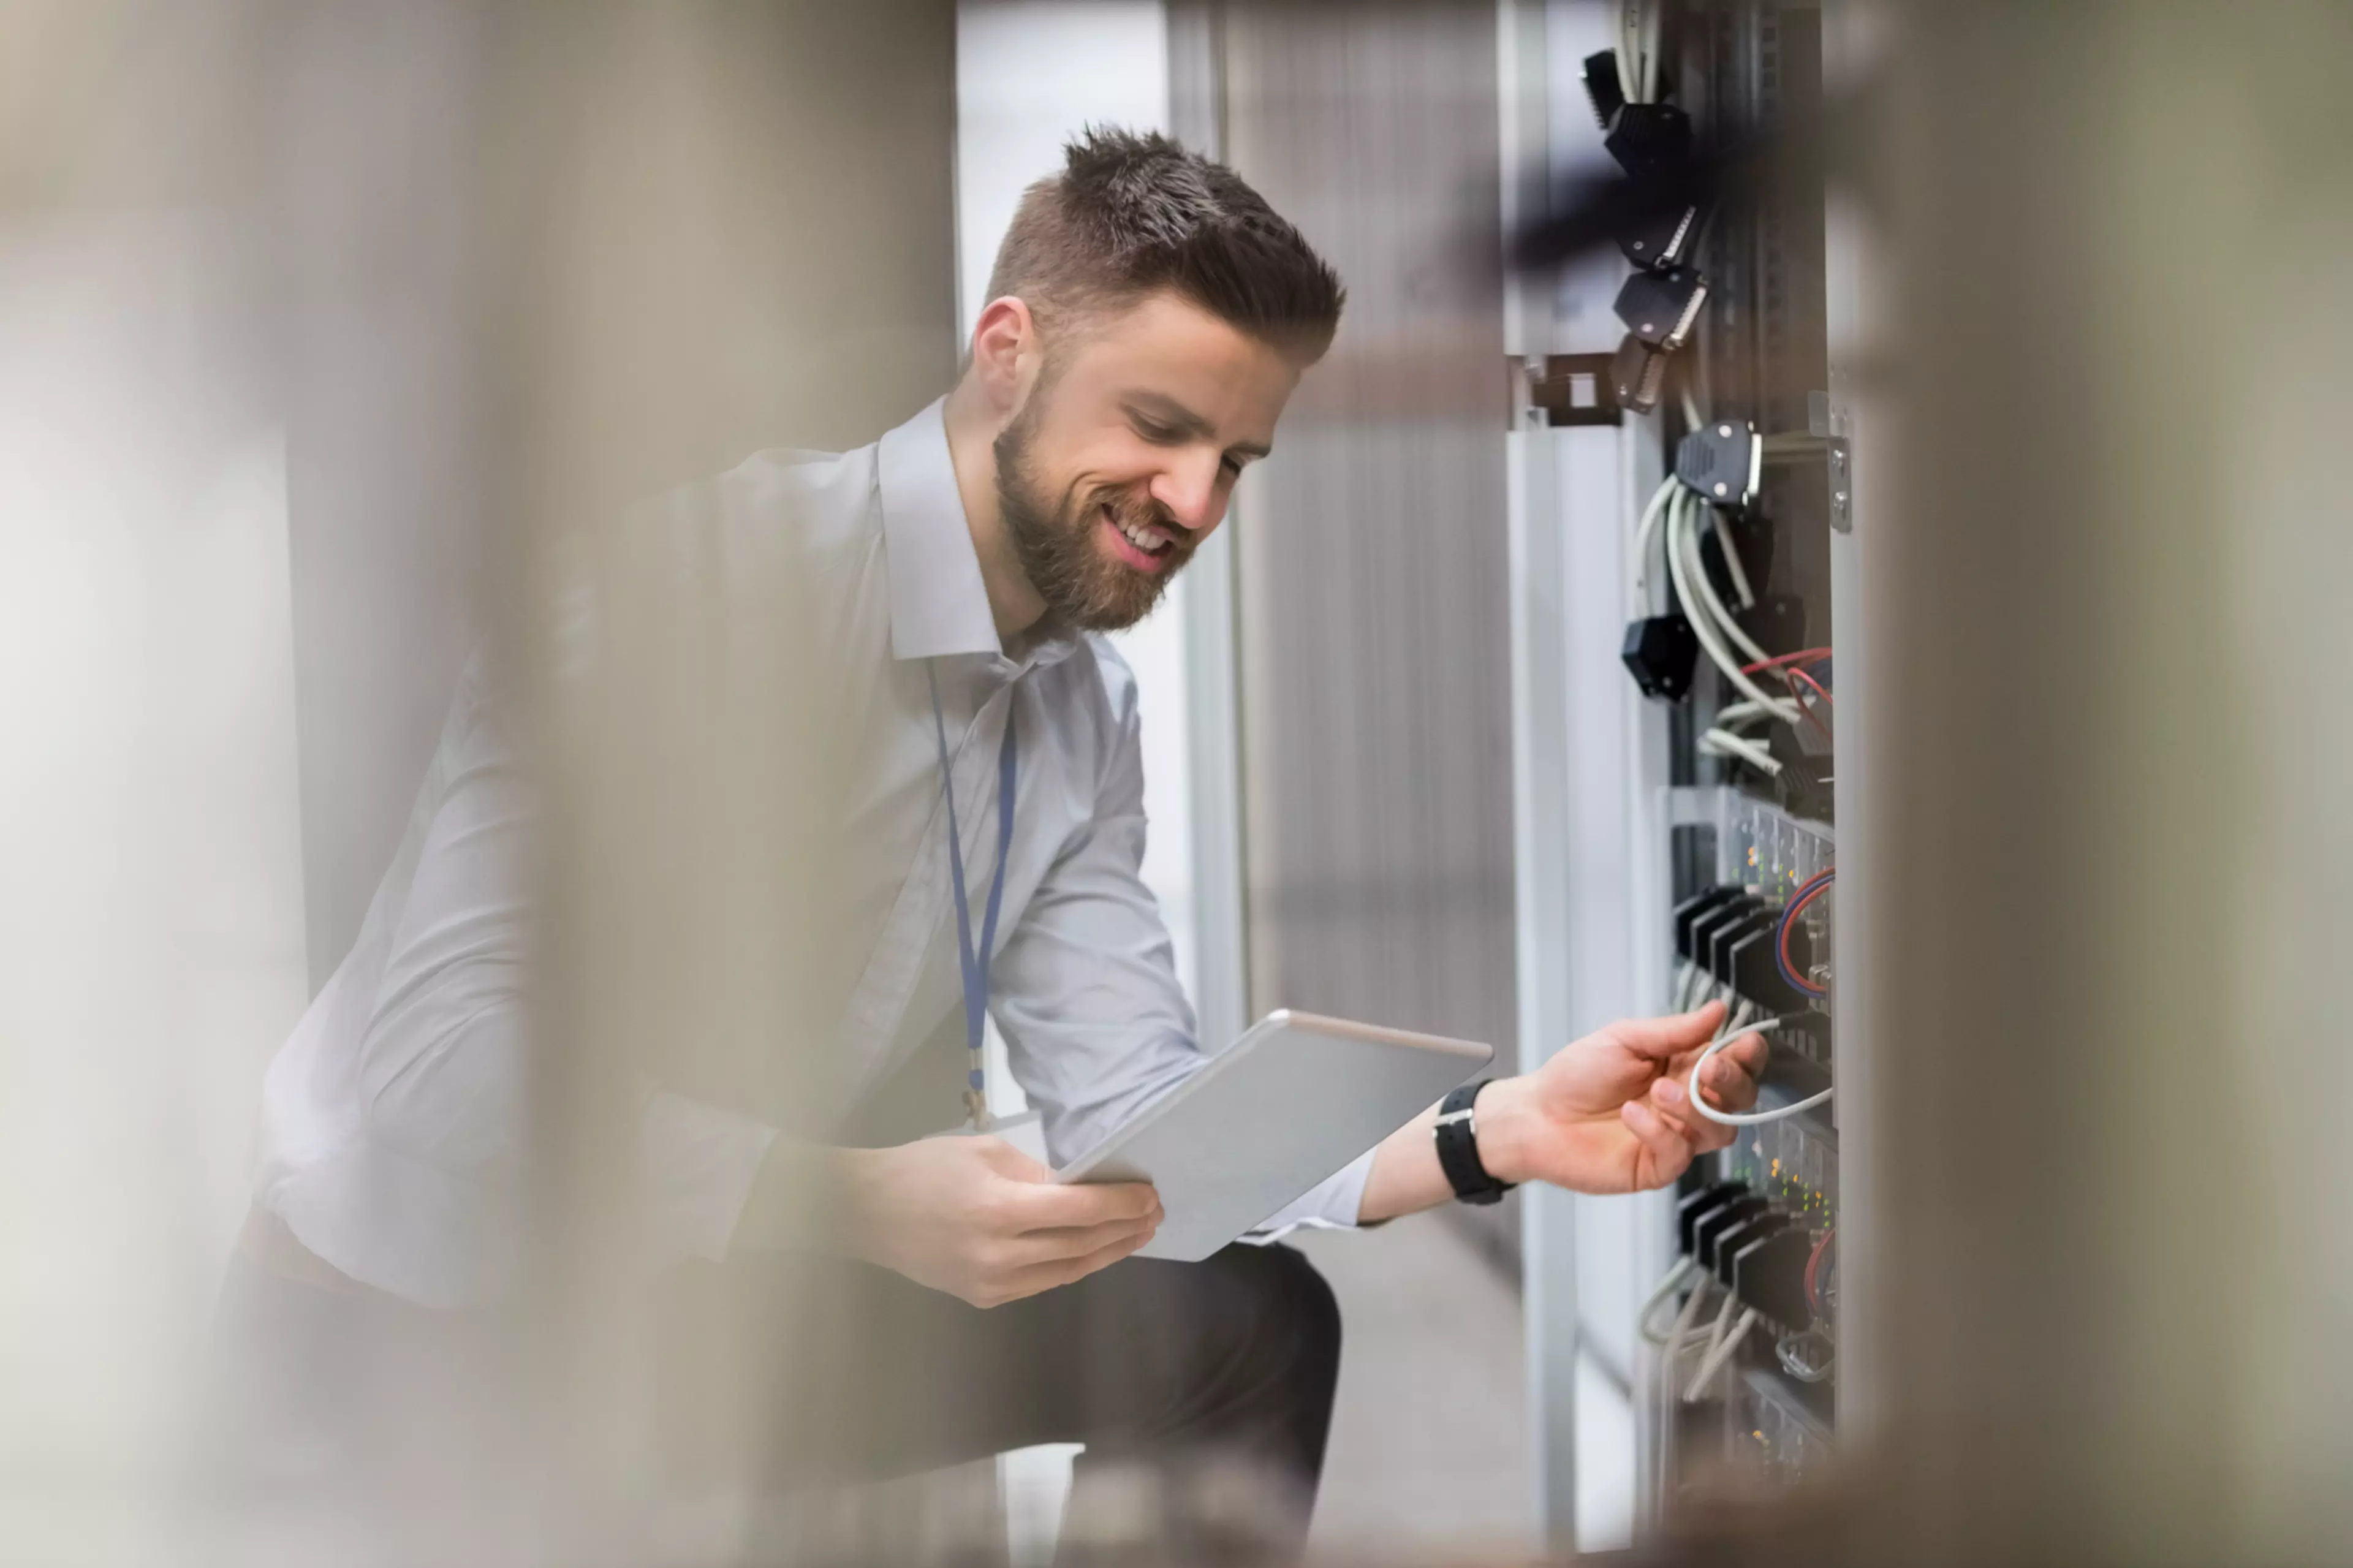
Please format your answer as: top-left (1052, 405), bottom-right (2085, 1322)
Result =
top-left (240, 128), bottom-right (1764, 1544)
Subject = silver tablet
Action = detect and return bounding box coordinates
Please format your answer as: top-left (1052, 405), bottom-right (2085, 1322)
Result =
top-left (1053, 1010), bottom-right (1494, 1261)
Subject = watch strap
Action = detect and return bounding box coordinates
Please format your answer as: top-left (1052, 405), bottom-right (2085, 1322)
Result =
top-left (1433, 1080), bottom-right (1515, 1206)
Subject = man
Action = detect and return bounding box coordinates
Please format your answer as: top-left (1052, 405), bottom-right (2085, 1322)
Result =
top-left (237, 129), bottom-right (1766, 1540)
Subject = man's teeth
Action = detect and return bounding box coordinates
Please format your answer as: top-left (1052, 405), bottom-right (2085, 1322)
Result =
top-left (1115, 516), bottom-right (1169, 554)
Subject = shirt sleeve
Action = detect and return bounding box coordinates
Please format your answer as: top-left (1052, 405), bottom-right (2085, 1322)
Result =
top-left (1243, 1149), bottom-right (1374, 1239)
top-left (986, 658), bottom-right (1207, 1168)
top-left (280, 657), bottom-right (781, 1301)
top-left (986, 651), bottom-right (1365, 1237)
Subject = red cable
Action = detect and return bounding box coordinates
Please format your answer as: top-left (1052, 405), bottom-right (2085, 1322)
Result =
top-left (1787, 666), bottom-right (1834, 709)
top-left (1783, 667), bottom-right (1835, 743)
top-left (1778, 871), bottom-right (1835, 997)
top-left (1805, 1227), bottom-right (1836, 1316)
top-left (1740, 646), bottom-right (1833, 675)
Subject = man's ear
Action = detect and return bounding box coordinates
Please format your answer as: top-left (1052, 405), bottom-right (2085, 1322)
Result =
top-left (968, 296), bottom-right (1039, 417)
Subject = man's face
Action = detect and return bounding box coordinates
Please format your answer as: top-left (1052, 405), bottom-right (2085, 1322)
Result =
top-left (995, 292), bottom-right (1303, 632)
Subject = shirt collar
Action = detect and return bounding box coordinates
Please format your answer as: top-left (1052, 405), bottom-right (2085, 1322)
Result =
top-left (879, 397), bottom-right (1002, 662)
top-left (876, 396), bottom-right (1084, 676)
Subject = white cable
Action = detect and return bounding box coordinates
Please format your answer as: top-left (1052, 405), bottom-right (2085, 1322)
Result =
top-left (1675, 489), bottom-right (1777, 670)
top-left (1616, 2), bottom-right (1640, 103)
top-left (1635, 1257), bottom-right (1696, 1346)
top-left (1672, 960), bottom-right (1698, 1013)
top-left (1622, 0), bottom-right (1650, 105)
top-left (1686, 1014), bottom-right (1834, 1126)
top-left (1630, 474), bottom-right (1678, 613)
top-left (1658, 1265), bottom-right (1716, 1399)
top-left (1711, 509), bottom-right (1757, 610)
top-left (1700, 729), bottom-right (1781, 776)
top-left (1678, 1289), bottom-right (1745, 1402)
top-left (1664, 493), bottom-right (1800, 721)
top-left (1683, 1306), bottom-right (1759, 1401)
top-left (1699, 1286), bottom-right (1739, 1360)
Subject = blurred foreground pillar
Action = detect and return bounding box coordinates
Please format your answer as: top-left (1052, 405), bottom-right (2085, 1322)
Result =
top-left (1854, 4), bottom-right (2353, 1562)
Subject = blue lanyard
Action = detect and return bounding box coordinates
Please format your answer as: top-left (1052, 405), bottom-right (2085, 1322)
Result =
top-left (926, 662), bottom-right (1016, 1132)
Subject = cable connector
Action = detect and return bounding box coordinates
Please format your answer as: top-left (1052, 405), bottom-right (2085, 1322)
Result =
top-left (1620, 613), bottom-right (1697, 701)
top-left (1581, 50), bottom-right (1626, 131)
top-left (1673, 887), bottom-right (1746, 963)
top-left (1615, 264), bottom-right (1708, 352)
top-left (1770, 727), bottom-right (1835, 824)
top-left (1611, 333), bottom-right (1670, 414)
top-left (1732, 1225), bottom-right (1816, 1331)
top-left (1604, 102), bottom-right (1693, 178)
top-left (1620, 197), bottom-right (1701, 271)
top-left (1675, 420), bottom-right (1764, 509)
top-left (1677, 1180), bottom-right (1749, 1256)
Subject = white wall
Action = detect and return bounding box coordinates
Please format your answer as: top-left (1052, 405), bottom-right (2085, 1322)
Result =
top-left (955, 2), bottom-right (1200, 1026)
top-left (0, 226), bottom-right (311, 1541)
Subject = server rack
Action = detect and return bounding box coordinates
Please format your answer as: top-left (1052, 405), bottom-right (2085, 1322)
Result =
top-left (1504, 0), bottom-right (1865, 1542)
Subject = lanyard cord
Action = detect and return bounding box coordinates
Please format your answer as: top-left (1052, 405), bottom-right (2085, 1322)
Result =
top-left (926, 662), bottom-right (1017, 1132)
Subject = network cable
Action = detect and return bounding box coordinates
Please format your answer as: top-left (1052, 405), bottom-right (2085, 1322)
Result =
top-left (1686, 1012), bottom-right (1832, 1126)
top-left (1773, 866), bottom-right (1833, 997)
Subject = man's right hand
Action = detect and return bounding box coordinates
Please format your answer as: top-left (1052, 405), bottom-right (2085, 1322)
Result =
top-left (838, 1135), bottom-right (1162, 1308)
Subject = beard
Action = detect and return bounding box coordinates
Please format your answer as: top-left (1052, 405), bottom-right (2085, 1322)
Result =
top-left (993, 396), bottom-right (1195, 634)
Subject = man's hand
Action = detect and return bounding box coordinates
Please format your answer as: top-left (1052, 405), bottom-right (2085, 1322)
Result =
top-left (1476, 1001), bottom-right (1767, 1195)
top-left (838, 1135), bottom-right (1162, 1308)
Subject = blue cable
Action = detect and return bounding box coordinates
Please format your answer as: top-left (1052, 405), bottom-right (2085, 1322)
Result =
top-left (1773, 868), bottom-right (1835, 996)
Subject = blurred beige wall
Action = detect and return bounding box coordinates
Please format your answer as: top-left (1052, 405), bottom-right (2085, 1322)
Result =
top-left (1857, 4), bottom-right (2353, 1561)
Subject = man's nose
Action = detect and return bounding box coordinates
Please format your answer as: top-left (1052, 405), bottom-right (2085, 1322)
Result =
top-left (1150, 451), bottom-right (1224, 535)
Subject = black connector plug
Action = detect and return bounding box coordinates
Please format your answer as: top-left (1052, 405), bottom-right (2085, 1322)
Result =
top-left (1619, 199), bottom-right (1701, 271)
top-left (1672, 887), bottom-right (1746, 963)
top-left (1604, 102), bottom-right (1694, 178)
top-left (1770, 727), bottom-right (1835, 824)
top-left (1689, 898), bottom-right (1760, 989)
top-left (1611, 333), bottom-right (1669, 414)
top-left (1694, 1195), bottom-right (1770, 1275)
top-left (1732, 1225), bottom-right (1816, 1330)
top-left (1735, 594), bottom-right (1806, 660)
top-left (1621, 613), bottom-right (1698, 701)
top-left (1678, 1181), bottom-right (1749, 1255)
top-left (1615, 265), bottom-right (1708, 352)
top-left (1707, 907), bottom-right (1775, 991)
top-left (1730, 921), bottom-right (1812, 1015)
top-left (1675, 420), bottom-right (1762, 509)
top-left (1581, 50), bottom-right (1626, 130)
top-left (1713, 1212), bottom-right (1786, 1286)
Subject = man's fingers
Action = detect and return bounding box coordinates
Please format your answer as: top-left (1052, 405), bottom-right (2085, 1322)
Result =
top-left (1604, 999), bottom-right (1729, 1062)
top-left (995, 1175), bottom-right (1161, 1232)
top-left (1649, 1074), bottom-right (1738, 1154)
top-left (1699, 1045), bottom-right (1763, 1112)
top-left (1006, 1213), bottom-right (1161, 1267)
top-left (997, 1224), bottom-right (1156, 1303)
top-left (1621, 1098), bottom-right (1694, 1183)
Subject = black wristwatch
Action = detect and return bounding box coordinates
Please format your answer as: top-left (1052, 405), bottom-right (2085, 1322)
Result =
top-left (1433, 1080), bottom-right (1517, 1206)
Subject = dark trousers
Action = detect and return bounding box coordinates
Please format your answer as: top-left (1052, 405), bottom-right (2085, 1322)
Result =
top-left (215, 1237), bottom-right (1342, 1559)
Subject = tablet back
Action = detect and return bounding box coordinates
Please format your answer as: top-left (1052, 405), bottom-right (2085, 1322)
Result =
top-left (1053, 1010), bottom-right (1492, 1260)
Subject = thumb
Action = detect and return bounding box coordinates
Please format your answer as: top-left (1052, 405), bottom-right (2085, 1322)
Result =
top-left (1601, 999), bottom-right (1729, 1062)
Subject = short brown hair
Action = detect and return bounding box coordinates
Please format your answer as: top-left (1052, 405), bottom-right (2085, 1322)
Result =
top-left (985, 127), bottom-right (1345, 362)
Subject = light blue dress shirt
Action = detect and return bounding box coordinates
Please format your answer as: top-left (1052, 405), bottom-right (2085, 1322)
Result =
top-left (254, 399), bottom-right (1368, 1308)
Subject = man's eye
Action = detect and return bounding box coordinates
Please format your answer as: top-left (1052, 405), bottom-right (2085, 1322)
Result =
top-left (1133, 419), bottom-right (1179, 444)
top-left (1220, 456), bottom-right (1245, 479)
